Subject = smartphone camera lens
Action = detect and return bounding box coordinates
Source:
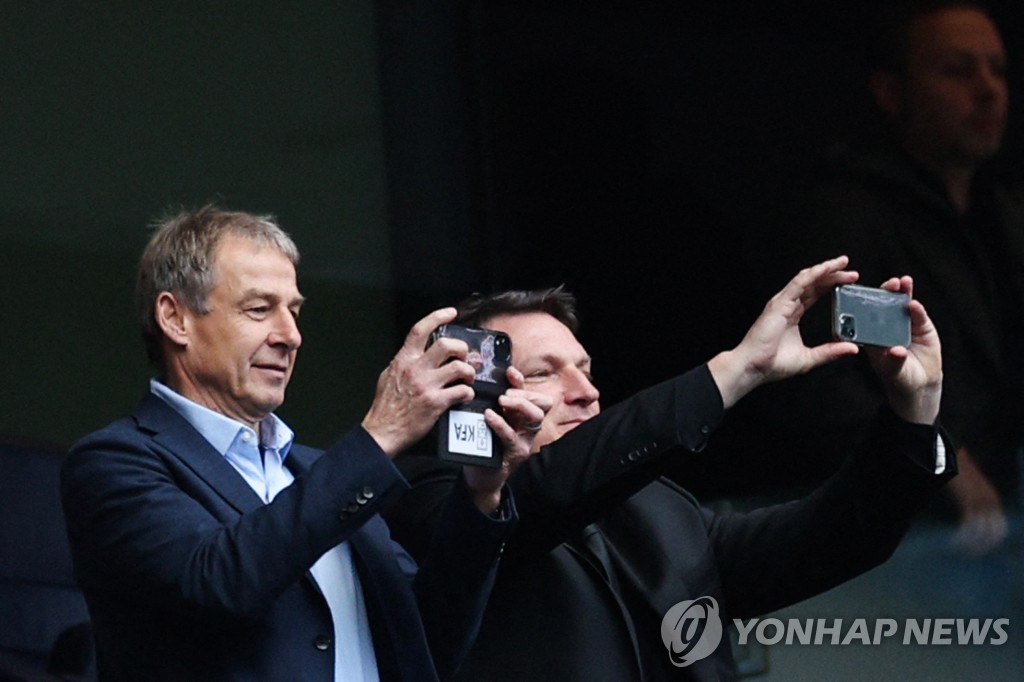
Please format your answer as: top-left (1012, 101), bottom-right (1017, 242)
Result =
top-left (839, 314), bottom-right (856, 340)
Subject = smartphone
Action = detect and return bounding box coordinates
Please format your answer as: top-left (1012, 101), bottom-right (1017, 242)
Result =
top-left (429, 324), bottom-right (512, 468)
top-left (832, 284), bottom-right (911, 348)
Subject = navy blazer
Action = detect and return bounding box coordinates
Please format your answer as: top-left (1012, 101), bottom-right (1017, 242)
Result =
top-left (61, 393), bottom-right (510, 681)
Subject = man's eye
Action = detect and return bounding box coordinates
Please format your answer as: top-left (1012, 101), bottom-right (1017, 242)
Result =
top-left (525, 370), bottom-right (553, 381)
top-left (246, 306), bottom-right (270, 316)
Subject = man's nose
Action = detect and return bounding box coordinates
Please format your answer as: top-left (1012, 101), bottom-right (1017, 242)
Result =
top-left (269, 310), bottom-right (302, 350)
top-left (975, 63), bottom-right (1007, 101)
top-left (564, 367), bottom-right (600, 405)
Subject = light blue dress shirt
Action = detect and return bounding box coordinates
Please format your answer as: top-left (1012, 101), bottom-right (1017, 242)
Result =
top-left (150, 379), bottom-right (380, 681)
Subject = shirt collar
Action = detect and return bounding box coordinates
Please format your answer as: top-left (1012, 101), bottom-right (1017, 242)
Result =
top-left (149, 378), bottom-right (294, 459)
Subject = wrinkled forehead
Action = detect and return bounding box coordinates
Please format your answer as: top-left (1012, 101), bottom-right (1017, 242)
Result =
top-left (211, 235), bottom-right (300, 290)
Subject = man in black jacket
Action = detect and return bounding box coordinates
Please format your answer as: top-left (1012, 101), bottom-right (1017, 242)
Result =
top-left (386, 256), bottom-right (955, 680)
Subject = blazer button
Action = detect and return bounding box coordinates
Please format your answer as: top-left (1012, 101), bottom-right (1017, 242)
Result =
top-left (347, 502), bottom-right (361, 514)
top-left (314, 634), bottom-right (332, 651)
top-left (362, 486), bottom-right (375, 499)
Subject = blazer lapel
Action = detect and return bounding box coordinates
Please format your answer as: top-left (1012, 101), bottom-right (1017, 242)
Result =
top-left (132, 392), bottom-right (265, 515)
top-left (284, 444), bottom-right (319, 477)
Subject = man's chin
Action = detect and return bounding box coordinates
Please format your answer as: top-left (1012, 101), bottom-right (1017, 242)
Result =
top-left (251, 391), bottom-right (286, 419)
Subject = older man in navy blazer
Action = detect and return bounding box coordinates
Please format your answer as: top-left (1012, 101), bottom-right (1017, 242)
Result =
top-left (61, 206), bottom-right (548, 681)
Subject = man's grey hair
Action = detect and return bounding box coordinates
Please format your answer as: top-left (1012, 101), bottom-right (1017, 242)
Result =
top-left (136, 204), bottom-right (300, 367)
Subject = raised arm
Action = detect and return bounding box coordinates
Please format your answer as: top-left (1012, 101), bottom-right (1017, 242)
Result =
top-left (707, 255), bottom-right (860, 408)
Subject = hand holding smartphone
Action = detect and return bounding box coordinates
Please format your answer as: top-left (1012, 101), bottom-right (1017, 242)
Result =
top-left (429, 324), bottom-right (512, 468)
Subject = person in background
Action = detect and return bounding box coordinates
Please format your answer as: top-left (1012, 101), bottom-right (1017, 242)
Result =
top-left (761, 0), bottom-right (1020, 553)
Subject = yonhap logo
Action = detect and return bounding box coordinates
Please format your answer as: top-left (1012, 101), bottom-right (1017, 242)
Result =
top-left (661, 596), bottom-right (724, 666)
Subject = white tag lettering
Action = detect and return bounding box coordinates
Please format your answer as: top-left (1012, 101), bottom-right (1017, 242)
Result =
top-left (448, 410), bottom-right (492, 457)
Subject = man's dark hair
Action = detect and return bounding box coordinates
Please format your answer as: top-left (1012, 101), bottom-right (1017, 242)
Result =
top-left (872, 1), bottom-right (994, 74)
top-left (455, 285), bottom-right (580, 333)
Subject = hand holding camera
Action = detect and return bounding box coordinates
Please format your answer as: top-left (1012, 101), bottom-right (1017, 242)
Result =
top-left (428, 323), bottom-right (551, 515)
top-left (860, 275), bottom-right (942, 426)
top-left (430, 324), bottom-right (513, 468)
top-left (708, 257), bottom-right (942, 425)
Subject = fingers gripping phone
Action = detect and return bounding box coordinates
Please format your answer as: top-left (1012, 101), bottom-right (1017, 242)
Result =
top-left (429, 324), bottom-right (512, 468)
top-left (832, 284), bottom-right (911, 348)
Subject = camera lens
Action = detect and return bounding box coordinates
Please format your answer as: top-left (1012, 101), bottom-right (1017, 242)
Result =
top-left (839, 314), bottom-right (856, 340)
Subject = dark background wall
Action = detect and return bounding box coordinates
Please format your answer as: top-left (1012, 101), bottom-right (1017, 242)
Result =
top-left (3, 0), bottom-right (1022, 452)
top-left (2, 2), bottom-right (397, 448)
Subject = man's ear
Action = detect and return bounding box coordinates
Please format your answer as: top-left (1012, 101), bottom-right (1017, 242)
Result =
top-left (155, 292), bottom-right (190, 348)
top-left (870, 70), bottom-right (902, 118)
